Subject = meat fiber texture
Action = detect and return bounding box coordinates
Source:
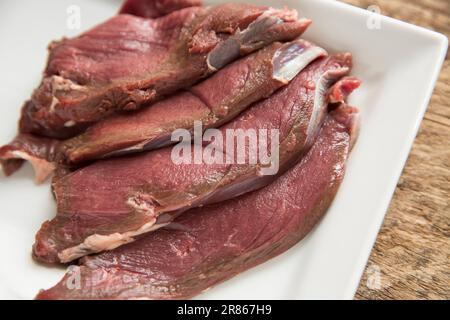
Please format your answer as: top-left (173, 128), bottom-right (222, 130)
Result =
top-left (0, 3), bottom-right (311, 181)
top-left (0, 39), bottom-right (323, 183)
top-left (32, 54), bottom-right (359, 264)
top-left (35, 105), bottom-right (359, 300)
top-left (120, 0), bottom-right (203, 18)
top-left (19, 3), bottom-right (310, 139)
top-left (58, 40), bottom-right (327, 164)
top-left (0, 134), bottom-right (59, 184)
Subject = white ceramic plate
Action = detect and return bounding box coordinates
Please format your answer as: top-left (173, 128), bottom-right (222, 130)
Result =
top-left (0, 0), bottom-right (447, 300)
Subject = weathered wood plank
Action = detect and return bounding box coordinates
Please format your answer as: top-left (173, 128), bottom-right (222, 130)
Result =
top-left (339, 0), bottom-right (449, 300)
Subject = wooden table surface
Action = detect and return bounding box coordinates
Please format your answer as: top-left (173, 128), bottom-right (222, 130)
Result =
top-left (339, 0), bottom-right (449, 299)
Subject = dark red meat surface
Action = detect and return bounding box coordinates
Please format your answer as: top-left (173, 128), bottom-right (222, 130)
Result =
top-left (33, 54), bottom-right (356, 264)
top-left (19, 4), bottom-right (310, 139)
top-left (59, 40), bottom-right (327, 164)
top-left (36, 105), bottom-right (359, 300)
top-left (120, 0), bottom-right (203, 18)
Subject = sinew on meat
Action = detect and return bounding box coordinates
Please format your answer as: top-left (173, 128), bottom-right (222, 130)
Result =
top-left (59, 40), bottom-right (327, 164)
top-left (35, 105), bottom-right (359, 300)
top-left (19, 3), bottom-right (311, 139)
top-left (0, 3), bottom-right (311, 180)
top-left (0, 134), bottom-right (59, 184)
top-left (0, 39), bottom-right (324, 181)
top-left (33, 54), bottom-right (359, 264)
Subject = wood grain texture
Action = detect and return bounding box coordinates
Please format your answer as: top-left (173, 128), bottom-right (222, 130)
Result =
top-left (340, 0), bottom-right (449, 300)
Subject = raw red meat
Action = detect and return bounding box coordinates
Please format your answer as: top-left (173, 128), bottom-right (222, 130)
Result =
top-left (0, 134), bottom-right (59, 184)
top-left (59, 40), bottom-right (327, 164)
top-left (1, 39), bottom-right (323, 181)
top-left (19, 4), bottom-right (310, 139)
top-left (33, 54), bottom-right (357, 264)
top-left (35, 105), bottom-right (359, 300)
top-left (120, 0), bottom-right (203, 18)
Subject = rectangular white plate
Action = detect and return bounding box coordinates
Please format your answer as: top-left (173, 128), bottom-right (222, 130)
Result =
top-left (0, 0), bottom-right (447, 300)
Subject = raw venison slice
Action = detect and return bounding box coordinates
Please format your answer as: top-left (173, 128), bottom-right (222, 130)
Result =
top-left (33, 54), bottom-right (358, 264)
top-left (2, 7), bottom-right (202, 180)
top-left (18, 4), bottom-right (310, 139)
top-left (0, 134), bottom-right (59, 184)
top-left (120, 0), bottom-right (203, 18)
top-left (329, 77), bottom-right (361, 104)
top-left (35, 105), bottom-right (359, 300)
top-left (0, 40), bottom-right (325, 181)
top-left (59, 40), bottom-right (327, 164)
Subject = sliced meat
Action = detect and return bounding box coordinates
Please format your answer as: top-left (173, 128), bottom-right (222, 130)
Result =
top-left (59, 40), bottom-right (327, 164)
top-left (0, 134), bottom-right (59, 184)
top-left (120, 0), bottom-right (203, 18)
top-left (2, 7), bottom-right (202, 178)
top-left (35, 105), bottom-right (359, 300)
top-left (329, 77), bottom-right (361, 104)
top-left (33, 54), bottom-right (356, 264)
top-left (0, 39), bottom-right (325, 180)
top-left (19, 4), bottom-right (310, 139)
